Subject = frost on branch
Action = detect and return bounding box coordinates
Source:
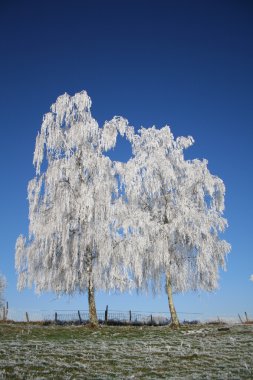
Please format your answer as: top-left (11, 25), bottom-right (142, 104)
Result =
top-left (16, 91), bottom-right (134, 297)
top-left (101, 116), bottom-right (134, 151)
top-left (120, 125), bottom-right (231, 295)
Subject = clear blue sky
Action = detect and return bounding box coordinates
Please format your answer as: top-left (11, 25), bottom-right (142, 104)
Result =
top-left (0, 0), bottom-right (252, 320)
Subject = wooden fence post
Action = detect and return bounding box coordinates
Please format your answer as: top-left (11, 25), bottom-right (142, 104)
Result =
top-left (105, 305), bottom-right (108, 324)
top-left (55, 312), bottom-right (58, 323)
top-left (238, 314), bottom-right (243, 323)
top-left (150, 314), bottom-right (153, 324)
top-left (78, 310), bottom-right (82, 323)
top-left (129, 310), bottom-right (132, 323)
top-left (245, 312), bottom-right (249, 322)
top-left (25, 312), bottom-right (29, 323)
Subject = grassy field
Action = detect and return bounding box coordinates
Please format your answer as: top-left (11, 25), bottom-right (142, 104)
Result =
top-left (0, 323), bottom-right (253, 379)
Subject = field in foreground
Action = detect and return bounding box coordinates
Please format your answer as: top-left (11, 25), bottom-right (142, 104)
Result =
top-left (0, 323), bottom-right (253, 379)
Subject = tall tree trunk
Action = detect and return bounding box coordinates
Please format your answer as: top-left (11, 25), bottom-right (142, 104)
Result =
top-left (166, 271), bottom-right (180, 328)
top-left (87, 247), bottom-right (98, 326)
top-left (88, 276), bottom-right (98, 326)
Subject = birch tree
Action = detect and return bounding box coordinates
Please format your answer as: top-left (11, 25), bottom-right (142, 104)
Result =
top-left (15, 91), bottom-right (133, 326)
top-left (121, 125), bottom-right (231, 327)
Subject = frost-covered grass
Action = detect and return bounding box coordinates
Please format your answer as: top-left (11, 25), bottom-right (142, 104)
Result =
top-left (0, 323), bottom-right (252, 379)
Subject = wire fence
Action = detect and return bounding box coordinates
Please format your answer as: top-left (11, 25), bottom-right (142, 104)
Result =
top-left (13, 309), bottom-right (173, 325)
top-left (0, 307), bottom-right (200, 325)
top-left (1, 306), bottom-right (252, 325)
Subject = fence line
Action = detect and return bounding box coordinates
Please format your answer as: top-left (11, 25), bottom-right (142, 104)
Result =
top-left (1, 306), bottom-right (251, 325)
top-left (0, 307), bottom-right (202, 324)
top-left (23, 309), bottom-right (172, 325)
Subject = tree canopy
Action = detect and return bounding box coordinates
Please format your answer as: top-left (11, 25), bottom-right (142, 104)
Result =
top-left (121, 126), bottom-right (230, 291)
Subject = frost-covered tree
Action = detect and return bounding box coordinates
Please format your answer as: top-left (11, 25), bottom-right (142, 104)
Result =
top-left (15, 91), bottom-right (134, 326)
top-left (250, 275), bottom-right (253, 282)
top-left (15, 90), bottom-right (230, 327)
top-left (120, 126), bottom-right (230, 327)
top-left (0, 273), bottom-right (6, 308)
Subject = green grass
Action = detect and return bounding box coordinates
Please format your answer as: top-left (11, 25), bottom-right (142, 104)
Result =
top-left (0, 323), bottom-right (253, 379)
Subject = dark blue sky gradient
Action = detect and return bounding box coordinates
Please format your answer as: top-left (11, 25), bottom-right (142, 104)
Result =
top-left (0, 0), bottom-right (252, 319)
